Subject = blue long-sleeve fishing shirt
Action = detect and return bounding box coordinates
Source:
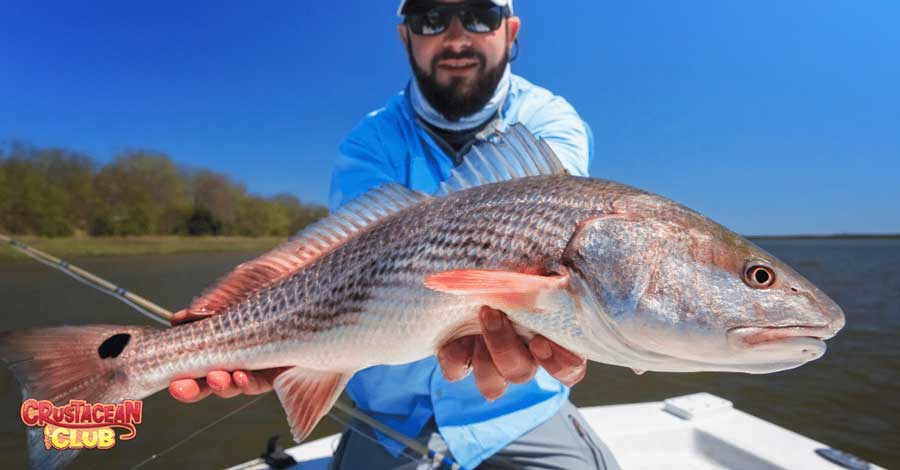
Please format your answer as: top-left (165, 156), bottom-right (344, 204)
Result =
top-left (328, 73), bottom-right (593, 470)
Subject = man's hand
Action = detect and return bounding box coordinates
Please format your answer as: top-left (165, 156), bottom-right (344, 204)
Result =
top-left (167, 309), bottom-right (286, 403)
top-left (438, 307), bottom-right (587, 401)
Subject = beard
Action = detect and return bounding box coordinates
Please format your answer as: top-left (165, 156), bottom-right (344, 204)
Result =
top-left (407, 41), bottom-right (509, 123)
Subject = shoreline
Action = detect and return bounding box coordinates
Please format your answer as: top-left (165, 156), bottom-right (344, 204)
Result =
top-left (2, 234), bottom-right (897, 262)
top-left (0, 236), bottom-right (285, 262)
top-left (747, 234), bottom-right (900, 240)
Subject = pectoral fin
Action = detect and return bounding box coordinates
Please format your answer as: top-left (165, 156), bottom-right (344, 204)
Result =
top-left (424, 270), bottom-right (570, 313)
top-left (272, 367), bottom-right (350, 443)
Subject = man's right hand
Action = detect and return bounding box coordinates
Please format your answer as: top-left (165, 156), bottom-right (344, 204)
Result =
top-left (167, 309), bottom-right (287, 403)
top-left (438, 307), bottom-right (587, 400)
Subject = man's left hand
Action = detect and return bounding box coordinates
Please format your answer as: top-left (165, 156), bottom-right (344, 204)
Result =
top-left (437, 306), bottom-right (587, 401)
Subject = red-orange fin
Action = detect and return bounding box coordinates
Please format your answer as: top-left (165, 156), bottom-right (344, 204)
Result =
top-left (272, 367), bottom-right (350, 443)
top-left (186, 184), bottom-right (430, 318)
top-left (186, 241), bottom-right (321, 317)
top-left (424, 270), bottom-right (569, 312)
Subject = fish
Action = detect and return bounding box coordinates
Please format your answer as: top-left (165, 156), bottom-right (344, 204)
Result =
top-left (0, 124), bottom-right (845, 469)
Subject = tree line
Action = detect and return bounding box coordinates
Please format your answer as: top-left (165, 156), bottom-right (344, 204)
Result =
top-left (0, 141), bottom-right (328, 237)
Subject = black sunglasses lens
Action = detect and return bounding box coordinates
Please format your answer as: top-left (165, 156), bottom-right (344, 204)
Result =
top-left (407, 8), bottom-right (452, 36)
top-left (406, 5), bottom-right (506, 36)
top-left (461, 6), bottom-right (504, 33)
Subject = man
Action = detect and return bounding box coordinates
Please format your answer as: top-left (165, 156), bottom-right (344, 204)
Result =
top-left (170, 1), bottom-right (617, 468)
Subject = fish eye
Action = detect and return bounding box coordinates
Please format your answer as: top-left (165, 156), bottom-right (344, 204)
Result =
top-left (743, 261), bottom-right (776, 289)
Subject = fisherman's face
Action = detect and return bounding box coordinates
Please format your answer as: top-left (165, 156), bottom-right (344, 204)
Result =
top-left (399, 0), bottom-right (520, 122)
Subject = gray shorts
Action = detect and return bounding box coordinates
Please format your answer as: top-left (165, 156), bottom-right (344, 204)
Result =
top-left (329, 400), bottom-right (620, 470)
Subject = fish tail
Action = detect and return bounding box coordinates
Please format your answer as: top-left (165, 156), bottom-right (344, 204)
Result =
top-left (0, 325), bottom-right (159, 470)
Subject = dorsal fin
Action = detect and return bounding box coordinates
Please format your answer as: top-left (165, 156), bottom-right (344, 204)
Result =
top-left (185, 124), bottom-right (563, 318)
top-left (186, 183), bottom-right (430, 317)
top-left (436, 122), bottom-right (568, 196)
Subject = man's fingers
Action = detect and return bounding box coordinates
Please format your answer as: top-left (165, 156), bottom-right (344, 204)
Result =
top-left (479, 307), bottom-right (537, 384)
top-left (233, 368), bottom-right (289, 395)
top-left (206, 370), bottom-right (241, 398)
top-left (206, 370), bottom-right (233, 391)
top-left (473, 337), bottom-right (508, 401)
top-left (169, 378), bottom-right (212, 403)
top-left (529, 335), bottom-right (587, 386)
top-left (232, 370), bottom-right (262, 394)
top-left (438, 336), bottom-right (475, 382)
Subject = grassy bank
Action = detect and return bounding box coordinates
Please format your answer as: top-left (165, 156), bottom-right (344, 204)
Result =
top-left (0, 236), bottom-right (285, 261)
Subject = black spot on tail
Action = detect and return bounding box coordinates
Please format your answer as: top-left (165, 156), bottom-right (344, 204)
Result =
top-left (98, 333), bottom-right (131, 359)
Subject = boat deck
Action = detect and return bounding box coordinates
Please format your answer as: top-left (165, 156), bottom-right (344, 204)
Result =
top-left (227, 393), bottom-right (883, 470)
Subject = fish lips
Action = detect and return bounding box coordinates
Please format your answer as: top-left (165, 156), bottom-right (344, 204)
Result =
top-left (727, 325), bottom-right (834, 360)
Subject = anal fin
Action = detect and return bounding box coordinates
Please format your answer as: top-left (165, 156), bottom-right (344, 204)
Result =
top-left (272, 367), bottom-right (350, 443)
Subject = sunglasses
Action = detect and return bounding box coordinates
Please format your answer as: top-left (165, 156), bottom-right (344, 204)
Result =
top-left (404, 3), bottom-right (510, 36)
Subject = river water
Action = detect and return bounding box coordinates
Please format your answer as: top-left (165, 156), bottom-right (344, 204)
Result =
top-left (0, 239), bottom-right (897, 469)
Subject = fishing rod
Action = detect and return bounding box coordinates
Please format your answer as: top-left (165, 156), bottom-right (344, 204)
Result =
top-left (0, 233), bottom-right (172, 326)
top-left (0, 233), bottom-right (467, 470)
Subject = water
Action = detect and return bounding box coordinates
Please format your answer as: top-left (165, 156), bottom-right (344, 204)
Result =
top-left (0, 240), bottom-right (897, 469)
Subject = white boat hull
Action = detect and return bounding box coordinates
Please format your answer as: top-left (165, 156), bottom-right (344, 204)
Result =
top-left (227, 393), bottom-right (883, 470)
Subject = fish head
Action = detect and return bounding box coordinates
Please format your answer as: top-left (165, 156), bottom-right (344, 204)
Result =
top-left (564, 196), bottom-right (845, 374)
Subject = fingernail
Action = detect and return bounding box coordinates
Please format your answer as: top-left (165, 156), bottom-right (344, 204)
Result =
top-left (171, 381), bottom-right (197, 400)
top-left (173, 383), bottom-right (189, 396)
top-left (531, 338), bottom-right (552, 360)
top-left (441, 366), bottom-right (460, 382)
top-left (208, 376), bottom-right (227, 391)
top-left (482, 308), bottom-right (503, 332)
top-left (234, 373), bottom-right (248, 388)
top-left (486, 382), bottom-right (508, 402)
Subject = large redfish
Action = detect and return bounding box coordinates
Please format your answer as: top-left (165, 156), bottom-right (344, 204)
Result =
top-left (0, 124), bottom-right (844, 469)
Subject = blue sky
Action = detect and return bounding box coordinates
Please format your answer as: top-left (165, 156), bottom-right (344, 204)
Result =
top-left (1, 1), bottom-right (897, 235)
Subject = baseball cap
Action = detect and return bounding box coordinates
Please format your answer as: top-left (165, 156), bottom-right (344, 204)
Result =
top-left (397, 0), bottom-right (514, 17)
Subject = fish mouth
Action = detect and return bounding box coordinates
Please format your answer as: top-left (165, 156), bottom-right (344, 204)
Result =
top-left (727, 325), bottom-right (835, 347)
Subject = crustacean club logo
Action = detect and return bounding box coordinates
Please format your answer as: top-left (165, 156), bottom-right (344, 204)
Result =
top-left (20, 399), bottom-right (143, 450)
